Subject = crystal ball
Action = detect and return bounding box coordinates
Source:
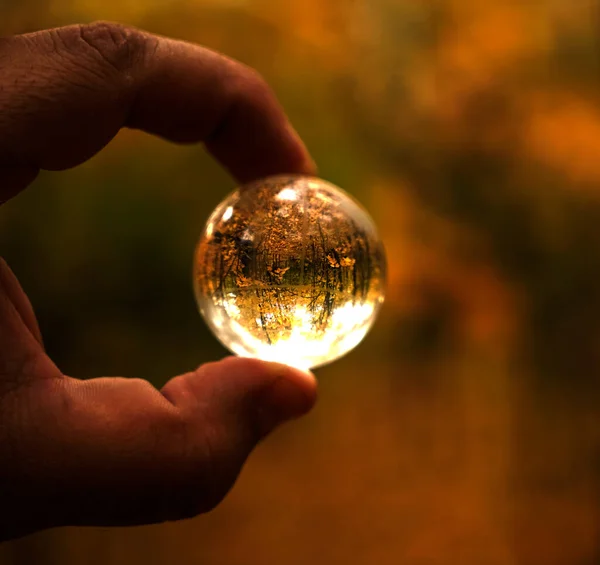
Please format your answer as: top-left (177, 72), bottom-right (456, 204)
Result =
top-left (193, 175), bottom-right (387, 370)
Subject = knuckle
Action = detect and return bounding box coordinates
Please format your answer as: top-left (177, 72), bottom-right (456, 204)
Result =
top-left (238, 65), bottom-right (268, 89)
top-left (61, 22), bottom-right (149, 74)
top-left (237, 66), bottom-right (271, 98)
top-left (229, 64), bottom-right (275, 110)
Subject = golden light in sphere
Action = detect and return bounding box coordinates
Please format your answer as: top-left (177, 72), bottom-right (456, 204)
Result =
top-left (193, 175), bottom-right (386, 370)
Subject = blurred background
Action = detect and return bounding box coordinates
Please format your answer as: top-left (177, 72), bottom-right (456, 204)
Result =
top-left (2, 0), bottom-right (600, 563)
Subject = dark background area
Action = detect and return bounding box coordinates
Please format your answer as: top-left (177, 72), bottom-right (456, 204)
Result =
top-left (2, 1), bottom-right (600, 563)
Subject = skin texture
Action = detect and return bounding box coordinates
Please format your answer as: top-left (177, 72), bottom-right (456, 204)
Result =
top-left (0, 22), bottom-right (318, 542)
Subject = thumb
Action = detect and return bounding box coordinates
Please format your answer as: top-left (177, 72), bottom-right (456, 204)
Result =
top-left (9, 357), bottom-right (316, 536)
top-left (159, 356), bottom-right (317, 513)
top-left (162, 356), bottom-right (317, 447)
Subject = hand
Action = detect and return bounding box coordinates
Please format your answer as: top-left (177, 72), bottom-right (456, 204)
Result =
top-left (0, 22), bottom-right (317, 542)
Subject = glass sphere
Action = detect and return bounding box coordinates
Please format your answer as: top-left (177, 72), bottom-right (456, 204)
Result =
top-left (193, 175), bottom-right (387, 370)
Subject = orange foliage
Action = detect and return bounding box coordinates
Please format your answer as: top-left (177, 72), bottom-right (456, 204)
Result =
top-left (434, 2), bottom-right (550, 126)
top-left (525, 94), bottom-right (600, 188)
top-left (2, 1), bottom-right (600, 564)
top-left (372, 179), bottom-right (521, 352)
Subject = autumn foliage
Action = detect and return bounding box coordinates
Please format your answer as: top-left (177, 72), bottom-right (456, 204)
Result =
top-left (2, 1), bottom-right (600, 564)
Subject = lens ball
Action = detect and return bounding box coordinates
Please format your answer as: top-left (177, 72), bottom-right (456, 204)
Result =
top-left (193, 175), bottom-right (387, 370)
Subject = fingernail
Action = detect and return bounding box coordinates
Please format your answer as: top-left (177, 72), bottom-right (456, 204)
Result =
top-left (256, 371), bottom-right (316, 435)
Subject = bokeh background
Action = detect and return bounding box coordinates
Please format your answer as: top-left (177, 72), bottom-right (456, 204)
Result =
top-left (2, 1), bottom-right (600, 563)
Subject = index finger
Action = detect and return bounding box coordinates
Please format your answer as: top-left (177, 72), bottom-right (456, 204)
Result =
top-left (0, 22), bottom-right (316, 199)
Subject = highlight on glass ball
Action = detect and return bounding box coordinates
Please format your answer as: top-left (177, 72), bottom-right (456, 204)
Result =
top-left (193, 175), bottom-right (387, 370)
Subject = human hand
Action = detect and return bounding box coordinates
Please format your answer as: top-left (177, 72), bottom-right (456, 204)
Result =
top-left (0, 22), bottom-right (317, 541)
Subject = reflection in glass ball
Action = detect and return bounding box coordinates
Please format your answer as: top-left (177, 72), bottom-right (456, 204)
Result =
top-left (193, 175), bottom-right (387, 370)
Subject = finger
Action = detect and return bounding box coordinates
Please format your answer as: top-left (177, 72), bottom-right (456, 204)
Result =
top-left (15, 357), bottom-right (316, 532)
top-left (0, 22), bottom-right (316, 200)
top-left (0, 258), bottom-right (43, 346)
